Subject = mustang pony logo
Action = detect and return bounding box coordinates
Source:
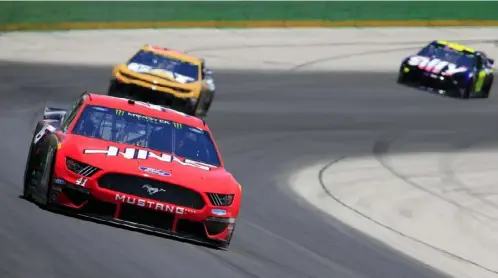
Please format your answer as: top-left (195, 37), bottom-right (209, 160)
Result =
top-left (142, 184), bottom-right (166, 195)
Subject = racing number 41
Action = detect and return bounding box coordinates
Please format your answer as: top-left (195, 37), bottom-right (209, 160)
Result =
top-left (75, 177), bottom-right (88, 187)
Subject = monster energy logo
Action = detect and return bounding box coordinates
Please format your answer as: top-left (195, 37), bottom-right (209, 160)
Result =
top-left (173, 123), bottom-right (182, 129)
top-left (116, 110), bottom-right (125, 116)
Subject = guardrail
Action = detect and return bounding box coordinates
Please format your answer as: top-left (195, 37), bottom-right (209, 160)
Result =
top-left (1, 1), bottom-right (497, 31)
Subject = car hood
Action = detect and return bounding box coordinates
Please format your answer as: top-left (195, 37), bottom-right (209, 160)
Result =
top-left (60, 135), bottom-right (238, 194)
top-left (115, 63), bottom-right (201, 87)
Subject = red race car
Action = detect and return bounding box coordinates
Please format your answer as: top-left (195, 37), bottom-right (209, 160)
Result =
top-left (23, 92), bottom-right (241, 249)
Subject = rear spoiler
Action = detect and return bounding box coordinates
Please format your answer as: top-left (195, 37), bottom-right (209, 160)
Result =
top-left (43, 107), bottom-right (67, 121)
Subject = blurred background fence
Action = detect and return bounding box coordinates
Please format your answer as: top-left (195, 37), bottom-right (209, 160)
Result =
top-left (1, 1), bottom-right (498, 31)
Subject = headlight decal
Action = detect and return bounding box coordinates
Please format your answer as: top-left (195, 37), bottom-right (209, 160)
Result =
top-left (65, 157), bottom-right (101, 177)
top-left (207, 193), bottom-right (234, 206)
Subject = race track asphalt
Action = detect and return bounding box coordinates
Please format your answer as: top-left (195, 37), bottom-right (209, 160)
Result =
top-left (1, 61), bottom-right (497, 278)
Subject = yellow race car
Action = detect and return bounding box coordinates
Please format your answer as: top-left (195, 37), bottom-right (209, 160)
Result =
top-left (108, 45), bottom-right (216, 117)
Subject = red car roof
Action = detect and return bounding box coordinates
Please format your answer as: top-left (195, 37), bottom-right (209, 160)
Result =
top-left (83, 93), bottom-right (207, 130)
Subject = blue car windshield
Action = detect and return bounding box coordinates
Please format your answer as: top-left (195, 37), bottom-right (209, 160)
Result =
top-left (127, 50), bottom-right (199, 83)
top-left (418, 46), bottom-right (475, 67)
top-left (72, 105), bottom-right (221, 167)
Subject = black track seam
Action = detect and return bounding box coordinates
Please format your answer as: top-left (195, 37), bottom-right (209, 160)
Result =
top-left (318, 156), bottom-right (498, 275)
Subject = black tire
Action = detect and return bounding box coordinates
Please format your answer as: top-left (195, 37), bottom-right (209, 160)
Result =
top-left (397, 72), bottom-right (405, 84)
top-left (184, 93), bottom-right (204, 117)
top-left (203, 91), bottom-right (215, 115)
top-left (459, 79), bottom-right (472, 99)
top-left (482, 75), bottom-right (493, 98)
top-left (194, 94), bottom-right (205, 117)
top-left (461, 87), bottom-right (471, 99)
top-left (22, 142), bottom-right (35, 199)
top-left (191, 91), bottom-right (213, 118)
top-left (23, 127), bottom-right (40, 199)
top-left (39, 146), bottom-right (56, 208)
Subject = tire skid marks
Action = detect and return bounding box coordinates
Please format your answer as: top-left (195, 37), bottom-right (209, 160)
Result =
top-left (372, 135), bottom-right (498, 222)
top-left (370, 134), bottom-right (498, 275)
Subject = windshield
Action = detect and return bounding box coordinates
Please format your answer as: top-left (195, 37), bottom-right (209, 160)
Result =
top-left (127, 50), bottom-right (199, 83)
top-left (418, 45), bottom-right (475, 67)
top-left (71, 105), bottom-right (221, 167)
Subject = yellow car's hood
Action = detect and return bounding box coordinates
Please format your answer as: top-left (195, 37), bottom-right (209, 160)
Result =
top-left (115, 63), bottom-right (201, 90)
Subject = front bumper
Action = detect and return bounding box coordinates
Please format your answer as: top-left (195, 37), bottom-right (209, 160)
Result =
top-left (113, 79), bottom-right (199, 112)
top-left (114, 70), bottom-right (200, 100)
top-left (49, 175), bottom-right (237, 248)
top-left (399, 67), bottom-right (466, 96)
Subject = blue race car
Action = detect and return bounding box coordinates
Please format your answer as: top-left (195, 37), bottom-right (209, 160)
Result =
top-left (397, 40), bottom-right (494, 99)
